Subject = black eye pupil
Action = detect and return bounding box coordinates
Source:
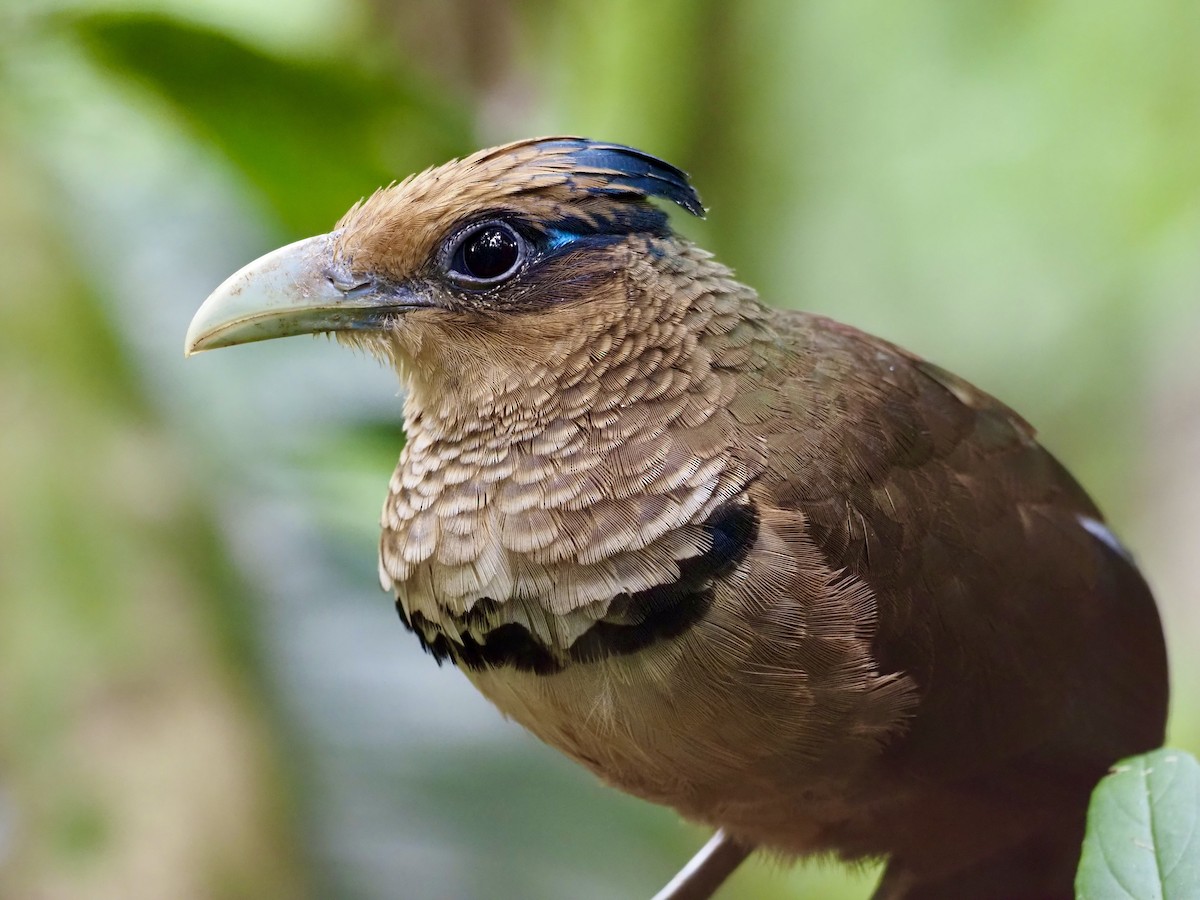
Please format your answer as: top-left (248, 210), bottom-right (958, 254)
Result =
top-left (461, 225), bottom-right (520, 280)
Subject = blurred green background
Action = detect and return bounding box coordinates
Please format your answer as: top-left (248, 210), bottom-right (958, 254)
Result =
top-left (1, 1), bottom-right (1197, 898)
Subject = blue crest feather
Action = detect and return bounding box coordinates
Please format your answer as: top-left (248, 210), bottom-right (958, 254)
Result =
top-left (536, 139), bottom-right (705, 218)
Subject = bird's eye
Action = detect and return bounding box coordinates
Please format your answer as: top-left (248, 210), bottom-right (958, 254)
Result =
top-left (447, 222), bottom-right (525, 286)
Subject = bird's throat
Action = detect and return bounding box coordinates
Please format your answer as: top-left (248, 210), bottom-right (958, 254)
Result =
top-left (378, 267), bottom-right (773, 669)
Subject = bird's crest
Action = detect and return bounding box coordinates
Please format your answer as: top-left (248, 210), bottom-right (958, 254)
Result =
top-left (335, 138), bottom-right (704, 277)
top-left (487, 137), bottom-right (705, 218)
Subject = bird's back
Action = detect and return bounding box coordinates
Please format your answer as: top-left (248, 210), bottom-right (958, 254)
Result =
top-left (742, 308), bottom-right (1169, 895)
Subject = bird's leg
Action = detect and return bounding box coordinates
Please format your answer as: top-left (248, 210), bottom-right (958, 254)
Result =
top-left (650, 831), bottom-right (754, 900)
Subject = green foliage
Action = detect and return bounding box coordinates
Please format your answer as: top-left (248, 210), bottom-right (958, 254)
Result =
top-left (0, 127), bottom-right (307, 898)
top-left (1077, 749), bottom-right (1200, 899)
top-left (68, 11), bottom-right (472, 234)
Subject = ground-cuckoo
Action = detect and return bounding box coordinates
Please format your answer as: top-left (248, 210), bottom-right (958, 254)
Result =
top-left (186, 138), bottom-right (1169, 899)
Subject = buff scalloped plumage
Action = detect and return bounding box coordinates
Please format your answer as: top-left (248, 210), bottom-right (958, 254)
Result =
top-left (187, 137), bottom-right (1169, 900)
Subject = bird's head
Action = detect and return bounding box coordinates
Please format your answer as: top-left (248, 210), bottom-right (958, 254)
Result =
top-left (185, 137), bottom-right (708, 409)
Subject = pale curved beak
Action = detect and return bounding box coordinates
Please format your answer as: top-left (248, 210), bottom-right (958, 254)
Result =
top-left (185, 233), bottom-right (415, 356)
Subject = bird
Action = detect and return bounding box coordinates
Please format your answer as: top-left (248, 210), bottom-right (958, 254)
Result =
top-left (185, 137), bottom-right (1169, 899)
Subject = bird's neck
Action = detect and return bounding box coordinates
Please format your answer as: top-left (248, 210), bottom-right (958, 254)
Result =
top-left (397, 242), bottom-right (769, 444)
top-left (380, 241), bottom-right (774, 643)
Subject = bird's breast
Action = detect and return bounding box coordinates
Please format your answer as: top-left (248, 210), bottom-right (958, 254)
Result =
top-left (385, 482), bottom-right (916, 849)
top-left (457, 574), bottom-right (911, 852)
top-left (392, 498), bottom-right (761, 673)
top-left (378, 395), bottom-right (768, 658)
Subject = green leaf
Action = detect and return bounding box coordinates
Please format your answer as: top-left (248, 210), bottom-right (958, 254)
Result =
top-left (1077, 748), bottom-right (1200, 900)
top-left (67, 12), bottom-right (472, 235)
